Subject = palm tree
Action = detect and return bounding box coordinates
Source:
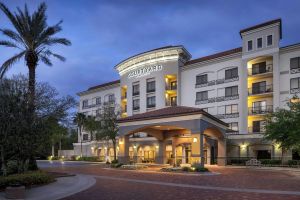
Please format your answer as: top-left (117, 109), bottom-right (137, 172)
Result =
top-left (0, 2), bottom-right (71, 112)
top-left (74, 113), bottom-right (86, 157)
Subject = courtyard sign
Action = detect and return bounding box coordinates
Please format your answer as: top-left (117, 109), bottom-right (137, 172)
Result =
top-left (128, 65), bottom-right (163, 79)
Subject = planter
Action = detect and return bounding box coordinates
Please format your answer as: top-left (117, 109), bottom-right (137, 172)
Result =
top-left (5, 184), bottom-right (25, 199)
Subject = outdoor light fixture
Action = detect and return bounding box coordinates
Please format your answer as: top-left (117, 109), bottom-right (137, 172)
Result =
top-left (119, 138), bottom-right (124, 144)
top-left (133, 145), bottom-right (137, 149)
top-left (240, 143), bottom-right (247, 150)
top-left (193, 137), bottom-right (198, 143)
top-left (155, 145), bottom-right (159, 149)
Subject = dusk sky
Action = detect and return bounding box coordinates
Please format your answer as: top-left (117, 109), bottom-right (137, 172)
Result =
top-left (1, 0), bottom-right (300, 99)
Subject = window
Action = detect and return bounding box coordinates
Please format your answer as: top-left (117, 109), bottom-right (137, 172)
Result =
top-left (253, 120), bottom-right (266, 133)
top-left (147, 96), bottom-right (156, 108)
top-left (225, 86), bottom-right (238, 97)
top-left (196, 74), bottom-right (208, 85)
top-left (108, 94), bottom-right (115, 103)
top-left (225, 68), bottom-right (238, 80)
top-left (170, 81), bottom-right (177, 90)
top-left (252, 62), bottom-right (266, 75)
top-left (291, 77), bottom-right (300, 89)
top-left (225, 104), bottom-right (238, 114)
top-left (257, 38), bottom-right (262, 48)
top-left (196, 91), bottom-right (208, 101)
top-left (132, 99), bottom-right (140, 110)
top-left (252, 81), bottom-right (266, 94)
top-left (290, 57), bottom-right (300, 70)
top-left (82, 100), bottom-right (88, 109)
top-left (170, 96), bottom-right (177, 106)
top-left (82, 134), bottom-right (89, 141)
top-left (132, 84), bottom-right (140, 96)
top-left (228, 122), bottom-right (238, 132)
top-left (147, 80), bottom-right (155, 93)
top-left (248, 40), bottom-right (253, 51)
top-left (267, 35), bottom-right (273, 46)
top-left (96, 97), bottom-right (101, 105)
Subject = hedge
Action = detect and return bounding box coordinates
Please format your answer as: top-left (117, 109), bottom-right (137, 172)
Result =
top-left (0, 171), bottom-right (54, 189)
top-left (288, 160), bottom-right (300, 166)
top-left (259, 159), bottom-right (281, 165)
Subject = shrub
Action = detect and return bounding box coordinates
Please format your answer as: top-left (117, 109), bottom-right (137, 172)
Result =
top-left (111, 163), bottom-right (123, 168)
top-left (229, 159), bottom-right (248, 165)
top-left (182, 167), bottom-right (193, 172)
top-left (259, 159), bottom-right (281, 165)
top-left (0, 171), bottom-right (54, 189)
top-left (111, 160), bottom-right (118, 164)
top-left (77, 157), bottom-right (102, 162)
top-left (288, 160), bottom-right (300, 166)
top-left (191, 163), bottom-right (209, 172)
top-left (6, 161), bottom-right (19, 175)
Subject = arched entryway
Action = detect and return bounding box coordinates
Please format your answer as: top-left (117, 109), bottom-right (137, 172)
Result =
top-left (117, 106), bottom-right (228, 166)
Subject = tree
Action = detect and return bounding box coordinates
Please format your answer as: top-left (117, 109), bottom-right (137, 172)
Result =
top-left (264, 96), bottom-right (300, 163)
top-left (96, 104), bottom-right (121, 162)
top-left (73, 113), bottom-right (86, 157)
top-left (85, 115), bottom-right (99, 142)
top-left (0, 2), bottom-right (71, 113)
top-left (0, 75), bottom-right (76, 174)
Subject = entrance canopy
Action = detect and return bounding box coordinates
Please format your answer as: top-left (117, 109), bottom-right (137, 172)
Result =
top-left (117, 106), bottom-right (228, 137)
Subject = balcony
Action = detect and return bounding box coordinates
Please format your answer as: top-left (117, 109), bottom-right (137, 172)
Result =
top-left (121, 92), bottom-right (127, 100)
top-left (195, 97), bottom-right (216, 105)
top-left (291, 67), bottom-right (300, 74)
top-left (147, 89), bottom-right (156, 93)
top-left (166, 100), bottom-right (177, 107)
top-left (248, 64), bottom-right (273, 76)
top-left (165, 84), bottom-right (177, 91)
top-left (82, 103), bottom-right (102, 110)
top-left (103, 100), bottom-right (115, 106)
top-left (216, 76), bottom-right (239, 85)
top-left (248, 126), bottom-right (265, 134)
top-left (248, 105), bottom-right (273, 115)
top-left (215, 113), bottom-right (239, 119)
top-left (291, 88), bottom-right (300, 94)
top-left (132, 91), bottom-right (140, 96)
top-left (133, 106), bottom-right (140, 111)
top-left (216, 95), bottom-right (239, 102)
top-left (195, 80), bottom-right (216, 88)
top-left (248, 84), bottom-right (273, 96)
top-left (147, 104), bottom-right (156, 109)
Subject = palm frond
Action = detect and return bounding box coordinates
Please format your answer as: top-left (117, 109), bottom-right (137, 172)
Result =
top-left (43, 37), bottom-right (71, 46)
top-left (41, 50), bottom-right (66, 62)
top-left (0, 40), bottom-right (20, 49)
top-left (40, 55), bottom-right (53, 66)
top-left (0, 51), bottom-right (26, 78)
top-left (0, 28), bottom-right (24, 44)
top-left (0, 3), bottom-right (23, 36)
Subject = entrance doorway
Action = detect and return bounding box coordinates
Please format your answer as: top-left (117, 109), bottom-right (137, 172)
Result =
top-left (256, 150), bottom-right (271, 159)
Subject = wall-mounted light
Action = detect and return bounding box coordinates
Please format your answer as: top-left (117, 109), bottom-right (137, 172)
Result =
top-left (193, 137), bottom-right (198, 143)
top-left (119, 138), bottom-right (124, 144)
top-left (240, 143), bottom-right (247, 150)
top-left (155, 145), bottom-right (159, 149)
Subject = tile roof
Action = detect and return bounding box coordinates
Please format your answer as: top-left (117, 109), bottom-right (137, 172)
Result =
top-left (117, 106), bottom-right (228, 126)
top-left (184, 47), bottom-right (242, 66)
top-left (239, 18), bottom-right (282, 38)
top-left (88, 80), bottom-right (120, 91)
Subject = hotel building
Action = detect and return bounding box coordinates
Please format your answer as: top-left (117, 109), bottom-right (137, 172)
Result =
top-left (73, 19), bottom-right (300, 165)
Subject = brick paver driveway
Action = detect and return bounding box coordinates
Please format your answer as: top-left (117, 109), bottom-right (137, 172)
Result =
top-left (43, 163), bottom-right (300, 200)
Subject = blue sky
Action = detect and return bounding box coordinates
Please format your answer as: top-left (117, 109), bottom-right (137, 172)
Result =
top-left (1, 0), bottom-right (300, 99)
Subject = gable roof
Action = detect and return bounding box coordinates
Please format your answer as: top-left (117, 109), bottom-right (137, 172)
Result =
top-left (117, 106), bottom-right (228, 126)
top-left (239, 18), bottom-right (282, 38)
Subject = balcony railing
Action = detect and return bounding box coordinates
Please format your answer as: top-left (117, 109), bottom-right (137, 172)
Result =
top-left (195, 80), bottom-right (216, 88)
top-left (216, 76), bottom-right (239, 84)
top-left (133, 106), bottom-right (140, 111)
top-left (216, 94), bottom-right (239, 102)
top-left (166, 100), bottom-right (177, 107)
top-left (103, 100), bottom-right (115, 106)
top-left (147, 89), bottom-right (156, 93)
top-left (248, 84), bottom-right (273, 95)
top-left (165, 85), bottom-right (177, 90)
top-left (215, 113), bottom-right (239, 119)
top-left (82, 103), bottom-right (102, 109)
top-left (121, 93), bottom-right (127, 100)
top-left (291, 88), bottom-right (300, 94)
top-left (248, 105), bottom-right (273, 115)
top-left (132, 91), bottom-right (140, 96)
top-left (195, 97), bottom-right (216, 105)
top-left (147, 104), bottom-right (156, 109)
top-left (248, 126), bottom-right (266, 134)
top-left (248, 64), bottom-right (273, 76)
top-left (291, 67), bottom-right (300, 74)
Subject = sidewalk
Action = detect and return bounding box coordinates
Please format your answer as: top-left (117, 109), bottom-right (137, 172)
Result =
top-left (0, 174), bottom-right (96, 200)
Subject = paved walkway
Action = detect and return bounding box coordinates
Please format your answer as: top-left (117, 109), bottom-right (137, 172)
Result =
top-left (0, 174), bottom-right (96, 200)
top-left (39, 163), bottom-right (300, 200)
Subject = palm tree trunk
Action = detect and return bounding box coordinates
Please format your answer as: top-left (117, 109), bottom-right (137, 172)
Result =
top-left (27, 63), bottom-right (36, 114)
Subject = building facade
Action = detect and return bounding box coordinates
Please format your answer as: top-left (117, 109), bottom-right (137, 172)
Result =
top-left (74, 19), bottom-right (300, 165)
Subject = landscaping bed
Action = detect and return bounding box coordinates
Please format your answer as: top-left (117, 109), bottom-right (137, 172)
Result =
top-left (160, 164), bottom-right (209, 173)
top-left (0, 171), bottom-right (55, 191)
